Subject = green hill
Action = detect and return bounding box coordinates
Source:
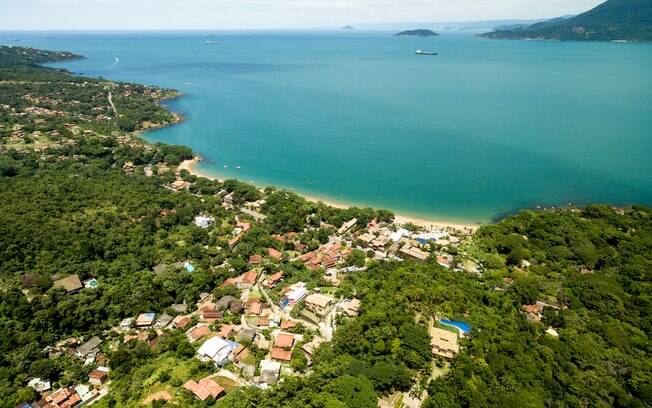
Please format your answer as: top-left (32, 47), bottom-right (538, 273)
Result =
top-left (395, 29), bottom-right (439, 37)
top-left (482, 0), bottom-right (652, 41)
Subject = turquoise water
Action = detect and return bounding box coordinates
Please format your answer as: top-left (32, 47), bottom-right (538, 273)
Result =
top-left (5, 31), bottom-right (652, 223)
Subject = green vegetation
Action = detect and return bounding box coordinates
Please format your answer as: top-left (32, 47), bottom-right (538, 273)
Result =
top-left (395, 29), bottom-right (439, 37)
top-left (483, 0), bottom-right (652, 42)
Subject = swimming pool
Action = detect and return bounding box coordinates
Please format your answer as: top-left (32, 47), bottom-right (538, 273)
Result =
top-left (440, 319), bottom-right (471, 334)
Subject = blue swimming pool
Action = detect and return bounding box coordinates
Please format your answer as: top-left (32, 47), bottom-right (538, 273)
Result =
top-left (440, 319), bottom-right (471, 334)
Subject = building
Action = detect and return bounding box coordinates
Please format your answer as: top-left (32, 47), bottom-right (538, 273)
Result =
top-left (270, 347), bottom-right (292, 362)
top-left (136, 313), bottom-right (156, 327)
top-left (429, 327), bottom-right (459, 359)
top-left (27, 378), bottom-right (51, 393)
top-left (45, 388), bottom-right (81, 408)
top-left (184, 377), bottom-right (224, 401)
top-left (338, 218), bottom-right (357, 234)
top-left (194, 215), bottom-right (214, 228)
top-left (265, 272), bottom-right (284, 288)
top-left (274, 332), bottom-right (295, 349)
top-left (238, 270), bottom-right (258, 289)
top-left (76, 336), bottom-right (102, 359)
top-left (249, 254), bottom-right (262, 265)
top-left (172, 315), bottom-right (192, 329)
top-left (340, 298), bottom-right (361, 317)
top-left (53, 275), bottom-right (83, 294)
top-left (88, 368), bottom-right (109, 386)
top-left (304, 293), bottom-right (335, 316)
top-left (187, 325), bottom-right (212, 342)
top-left (259, 359), bottom-right (281, 385)
top-left (267, 247), bottom-right (283, 261)
top-left (399, 245), bottom-right (430, 262)
top-left (197, 336), bottom-right (236, 366)
top-left (154, 313), bottom-right (173, 329)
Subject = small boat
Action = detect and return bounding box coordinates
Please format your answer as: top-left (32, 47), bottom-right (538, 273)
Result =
top-left (415, 49), bottom-right (437, 55)
top-left (235, 165), bottom-right (241, 169)
top-left (223, 165), bottom-right (228, 168)
top-left (205, 40), bottom-right (222, 45)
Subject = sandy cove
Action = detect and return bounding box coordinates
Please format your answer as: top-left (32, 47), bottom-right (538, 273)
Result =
top-left (178, 157), bottom-right (480, 232)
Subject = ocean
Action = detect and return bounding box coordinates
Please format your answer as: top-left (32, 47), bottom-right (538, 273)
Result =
top-left (5, 31), bottom-right (652, 223)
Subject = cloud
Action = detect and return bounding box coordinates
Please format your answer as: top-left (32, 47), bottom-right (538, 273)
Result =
top-left (0, 0), bottom-right (605, 30)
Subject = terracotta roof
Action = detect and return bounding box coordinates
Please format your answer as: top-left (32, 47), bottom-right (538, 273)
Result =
top-left (241, 271), bottom-right (257, 285)
top-left (248, 301), bottom-right (262, 315)
top-left (257, 316), bottom-right (269, 327)
top-left (217, 325), bottom-right (235, 338)
top-left (270, 347), bottom-right (292, 361)
top-left (281, 320), bottom-right (297, 330)
top-left (88, 370), bottom-right (108, 380)
top-left (184, 380), bottom-right (210, 401)
top-left (172, 315), bottom-right (191, 329)
top-left (187, 325), bottom-right (211, 341)
top-left (198, 377), bottom-right (225, 399)
top-left (249, 254), bottom-right (262, 264)
top-left (267, 248), bottom-right (283, 260)
top-left (274, 333), bottom-right (295, 349)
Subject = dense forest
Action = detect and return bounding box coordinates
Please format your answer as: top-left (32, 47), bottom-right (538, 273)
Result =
top-left (482, 0), bottom-right (652, 41)
top-left (1, 45), bottom-right (651, 408)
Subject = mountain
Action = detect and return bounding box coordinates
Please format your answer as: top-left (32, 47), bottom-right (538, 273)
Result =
top-left (395, 29), bottom-right (439, 37)
top-left (341, 25), bottom-right (356, 30)
top-left (482, 0), bottom-right (652, 41)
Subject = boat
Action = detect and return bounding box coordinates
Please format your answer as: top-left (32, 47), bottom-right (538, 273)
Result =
top-left (415, 49), bottom-right (437, 55)
top-left (205, 40), bottom-right (222, 45)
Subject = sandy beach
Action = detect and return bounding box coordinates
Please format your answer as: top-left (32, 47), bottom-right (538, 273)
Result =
top-left (179, 157), bottom-right (480, 231)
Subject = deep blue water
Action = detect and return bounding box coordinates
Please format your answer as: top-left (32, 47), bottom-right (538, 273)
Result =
top-left (4, 31), bottom-right (652, 223)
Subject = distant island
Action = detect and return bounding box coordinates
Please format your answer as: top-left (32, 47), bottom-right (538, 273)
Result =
top-left (341, 25), bottom-right (356, 30)
top-left (482, 0), bottom-right (652, 42)
top-left (395, 29), bottom-right (439, 37)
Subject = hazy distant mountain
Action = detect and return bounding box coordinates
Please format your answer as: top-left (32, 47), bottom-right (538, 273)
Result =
top-left (394, 29), bottom-right (439, 37)
top-left (354, 19), bottom-right (551, 32)
top-left (341, 25), bottom-right (356, 30)
top-left (482, 0), bottom-right (652, 41)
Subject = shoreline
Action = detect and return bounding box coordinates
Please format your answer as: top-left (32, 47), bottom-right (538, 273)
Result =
top-left (179, 157), bottom-right (480, 231)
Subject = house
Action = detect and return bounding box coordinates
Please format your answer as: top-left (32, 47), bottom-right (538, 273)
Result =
top-left (76, 336), bottom-right (102, 359)
top-left (267, 248), bottom-right (283, 261)
top-left (247, 300), bottom-right (262, 316)
top-left (270, 347), bottom-right (292, 362)
top-left (154, 313), bottom-right (173, 329)
top-left (74, 384), bottom-right (96, 403)
top-left (194, 215), bottom-right (214, 228)
top-left (399, 245), bottom-right (430, 262)
top-left (88, 369), bottom-right (109, 386)
top-left (169, 179), bottom-right (190, 192)
top-left (136, 313), bottom-right (156, 327)
top-left (274, 333), bottom-right (295, 349)
top-left (340, 298), bottom-right (361, 317)
top-left (249, 254), bottom-right (262, 265)
top-left (172, 315), bottom-right (192, 329)
top-left (200, 304), bottom-right (222, 322)
top-left (301, 337), bottom-right (324, 359)
top-left (265, 272), bottom-right (284, 288)
top-left (259, 359), bottom-right (281, 385)
top-left (231, 345), bottom-right (250, 363)
top-left (281, 320), bottom-right (297, 330)
top-left (284, 282), bottom-right (308, 307)
top-left (257, 316), bottom-right (269, 327)
top-left (187, 325), bottom-right (212, 342)
top-left (53, 275), bottom-right (83, 294)
top-left (83, 278), bottom-right (98, 289)
top-left (436, 256), bottom-right (451, 269)
top-left (338, 218), bottom-right (357, 234)
top-left (27, 378), bottom-right (51, 393)
top-left (184, 377), bottom-right (225, 401)
top-left (236, 328), bottom-right (256, 343)
top-left (217, 324), bottom-right (236, 339)
top-left (429, 327), bottom-right (459, 359)
top-left (45, 388), bottom-right (81, 408)
top-left (122, 162), bottom-right (136, 174)
top-left (170, 303), bottom-right (188, 314)
top-left (215, 295), bottom-right (238, 311)
top-left (238, 270), bottom-right (258, 289)
top-left (304, 293), bottom-right (335, 316)
top-left (197, 336), bottom-right (236, 366)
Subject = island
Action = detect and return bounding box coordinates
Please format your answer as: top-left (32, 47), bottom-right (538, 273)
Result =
top-left (482, 0), bottom-right (652, 42)
top-left (1, 45), bottom-right (650, 408)
top-left (394, 28), bottom-right (439, 37)
top-left (341, 25), bottom-right (356, 30)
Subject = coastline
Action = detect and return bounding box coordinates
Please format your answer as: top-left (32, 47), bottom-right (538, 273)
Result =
top-left (179, 157), bottom-right (480, 232)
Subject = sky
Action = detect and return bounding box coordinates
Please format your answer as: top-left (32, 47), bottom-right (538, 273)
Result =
top-left (0, 0), bottom-right (604, 30)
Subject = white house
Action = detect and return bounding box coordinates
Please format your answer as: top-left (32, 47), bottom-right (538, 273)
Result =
top-left (197, 336), bottom-right (234, 366)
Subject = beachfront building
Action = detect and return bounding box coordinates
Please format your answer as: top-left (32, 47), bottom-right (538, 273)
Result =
top-left (429, 327), bottom-right (459, 360)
